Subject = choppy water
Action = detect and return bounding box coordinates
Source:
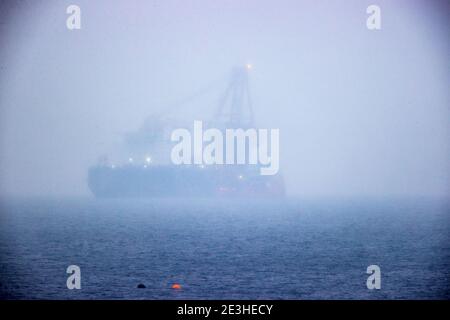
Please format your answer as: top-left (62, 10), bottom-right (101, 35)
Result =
top-left (0, 197), bottom-right (449, 299)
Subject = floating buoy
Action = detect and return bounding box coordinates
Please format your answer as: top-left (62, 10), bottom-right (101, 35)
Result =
top-left (137, 283), bottom-right (146, 289)
top-left (171, 283), bottom-right (181, 289)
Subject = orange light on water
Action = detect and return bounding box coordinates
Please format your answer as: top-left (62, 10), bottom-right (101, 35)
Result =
top-left (172, 283), bottom-right (181, 289)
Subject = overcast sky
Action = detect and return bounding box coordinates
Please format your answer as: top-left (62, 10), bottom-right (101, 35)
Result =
top-left (0, 0), bottom-right (449, 197)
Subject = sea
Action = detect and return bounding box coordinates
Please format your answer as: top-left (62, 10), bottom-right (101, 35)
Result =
top-left (0, 196), bottom-right (449, 299)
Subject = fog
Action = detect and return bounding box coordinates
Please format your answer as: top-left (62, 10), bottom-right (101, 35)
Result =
top-left (0, 0), bottom-right (449, 197)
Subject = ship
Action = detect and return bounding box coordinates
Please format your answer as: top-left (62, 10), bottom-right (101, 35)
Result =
top-left (88, 65), bottom-right (286, 198)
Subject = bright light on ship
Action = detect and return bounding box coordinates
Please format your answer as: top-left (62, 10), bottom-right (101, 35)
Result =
top-left (128, 157), bottom-right (133, 163)
top-left (246, 63), bottom-right (252, 70)
top-left (145, 156), bottom-right (152, 164)
top-left (238, 175), bottom-right (244, 180)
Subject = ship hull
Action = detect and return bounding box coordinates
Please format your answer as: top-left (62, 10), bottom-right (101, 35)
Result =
top-left (88, 165), bottom-right (285, 198)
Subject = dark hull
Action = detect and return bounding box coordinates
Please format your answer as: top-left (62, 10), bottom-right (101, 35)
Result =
top-left (88, 165), bottom-right (285, 198)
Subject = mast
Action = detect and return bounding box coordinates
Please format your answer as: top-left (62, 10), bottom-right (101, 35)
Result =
top-left (214, 65), bottom-right (254, 128)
